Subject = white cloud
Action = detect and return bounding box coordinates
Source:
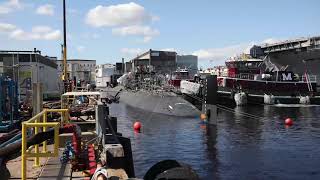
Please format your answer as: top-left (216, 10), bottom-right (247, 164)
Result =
top-left (7, 0), bottom-right (21, 8)
top-left (42, 30), bottom-right (61, 40)
top-left (86, 2), bottom-right (159, 43)
top-left (193, 43), bottom-right (251, 61)
top-left (0, 22), bottom-right (16, 32)
top-left (193, 38), bottom-right (284, 67)
top-left (68, 8), bottom-right (78, 15)
top-left (121, 48), bottom-right (144, 56)
top-left (36, 4), bottom-right (54, 16)
top-left (77, 46), bottom-right (86, 53)
top-left (32, 26), bottom-right (52, 33)
top-left (161, 48), bottom-right (177, 52)
top-left (9, 26), bottom-right (61, 40)
top-left (112, 25), bottom-right (159, 42)
top-left (92, 33), bottom-right (100, 39)
top-left (0, 6), bottom-right (11, 14)
top-left (0, 0), bottom-right (22, 14)
top-left (261, 38), bottom-right (282, 44)
top-left (86, 2), bottom-right (157, 27)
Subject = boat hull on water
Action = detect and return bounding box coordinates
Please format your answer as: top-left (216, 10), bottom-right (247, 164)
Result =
top-left (119, 90), bottom-right (200, 118)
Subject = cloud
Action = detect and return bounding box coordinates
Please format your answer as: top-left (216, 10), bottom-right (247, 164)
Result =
top-left (193, 38), bottom-right (282, 66)
top-left (36, 4), bottom-right (54, 16)
top-left (9, 26), bottom-right (61, 40)
top-left (86, 2), bottom-right (159, 42)
top-left (92, 33), bottom-right (100, 39)
top-left (86, 2), bottom-right (158, 27)
top-left (6, 0), bottom-right (21, 8)
top-left (112, 25), bottom-right (159, 42)
top-left (32, 26), bottom-right (52, 33)
top-left (77, 46), bottom-right (86, 53)
top-left (261, 38), bottom-right (283, 45)
top-left (120, 48), bottom-right (144, 57)
top-left (0, 6), bottom-right (11, 14)
top-left (192, 43), bottom-right (252, 62)
top-left (0, 22), bottom-right (16, 32)
top-left (160, 48), bottom-right (177, 52)
top-left (82, 33), bottom-right (100, 40)
top-left (0, 0), bottom-right (22, 14)
top-left (68, 8), bottom-right (78, 15)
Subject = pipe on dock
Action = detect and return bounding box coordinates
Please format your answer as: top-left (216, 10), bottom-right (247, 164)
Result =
top-left (0, 129), bottom-right (19, 144)
top-left (0, 124), bottom-right (81, 164)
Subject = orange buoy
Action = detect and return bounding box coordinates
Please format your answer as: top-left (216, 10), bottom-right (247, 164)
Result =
top-left (200, 113), bottom-right (207, 120)
top-left (285, 118), bottom-right (293, 126)
top-left (134, 121), bottom-right (142, 131)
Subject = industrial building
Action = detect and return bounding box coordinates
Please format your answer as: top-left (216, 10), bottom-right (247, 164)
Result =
top-left (55, 59), bottom-right (96, 86)
top-left (131, 49), bottom-right (177, 74)
top-left (96, 63), bottom-right (115, 87)
top-left (0, 50), bottom-right (60, 100)
top-left (96, 62), bottom-right (125, 87)
top-left (176, 55), bottom-right (198, 77)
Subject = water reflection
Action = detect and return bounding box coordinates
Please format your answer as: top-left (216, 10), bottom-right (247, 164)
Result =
top-left (110, 102), bottom-right (320, 179)
top-left (204, 124), bottom-right (220, 179)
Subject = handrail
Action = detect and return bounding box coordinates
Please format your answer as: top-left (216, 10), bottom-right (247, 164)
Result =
top-left (221, 73), bottom-right (317, 83)
top-left (21, 109), bottom-right (69, 180)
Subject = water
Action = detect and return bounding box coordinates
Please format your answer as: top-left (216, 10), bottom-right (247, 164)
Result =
top-left (109, 103), bottom-right (320, 180)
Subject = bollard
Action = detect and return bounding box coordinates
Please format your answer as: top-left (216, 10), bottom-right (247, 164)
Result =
top-left (202, 75), bottom-right (218, 125)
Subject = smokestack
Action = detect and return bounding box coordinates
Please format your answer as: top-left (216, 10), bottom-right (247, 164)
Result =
top-left (122, 58), bottom-right (125, 74)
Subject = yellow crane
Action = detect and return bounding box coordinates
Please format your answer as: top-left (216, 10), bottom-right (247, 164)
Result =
top-left (61, 0), bottom-right (71, 92)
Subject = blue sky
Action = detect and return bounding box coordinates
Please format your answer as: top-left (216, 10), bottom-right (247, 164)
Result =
top-left (0, 0), bottom-right (319, 67)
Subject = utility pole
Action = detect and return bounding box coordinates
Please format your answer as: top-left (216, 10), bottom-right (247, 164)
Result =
top-left (62, 0), bottom-right (68, 81)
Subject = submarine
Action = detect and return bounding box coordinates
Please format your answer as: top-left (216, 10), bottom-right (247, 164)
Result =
top-left (105, 72), bottom-right (200, 118)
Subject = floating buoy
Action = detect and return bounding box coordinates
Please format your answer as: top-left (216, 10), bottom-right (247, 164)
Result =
top-left (200, 113), bottom-right (207, 120)
top-left (134, 121), bottom-right (142, 131)
top-left (285, 118), bottom-right (293, 126)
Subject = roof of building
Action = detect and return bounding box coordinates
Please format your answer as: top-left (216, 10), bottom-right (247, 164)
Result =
top-left (131, 49), bottom-right (177, 61)
top-left (56, 59), bottom-right (96, 62)
top-left (0, 51), bottom-right (58, 69)
top-left (62, 91), bottom-right (101, 96)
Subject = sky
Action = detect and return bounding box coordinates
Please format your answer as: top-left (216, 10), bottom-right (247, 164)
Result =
top-left (0, 0), bottom-right (319, 68)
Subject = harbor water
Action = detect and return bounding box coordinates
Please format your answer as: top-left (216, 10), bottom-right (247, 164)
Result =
top-left (109, 103), bottom-right (320, 179)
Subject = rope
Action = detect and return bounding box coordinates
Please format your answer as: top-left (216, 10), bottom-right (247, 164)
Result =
top-left (217, 104), bottom-right (263, 120)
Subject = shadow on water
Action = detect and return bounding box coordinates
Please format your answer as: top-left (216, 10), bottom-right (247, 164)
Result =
top-left (203, 124), bottom-right (220, 180)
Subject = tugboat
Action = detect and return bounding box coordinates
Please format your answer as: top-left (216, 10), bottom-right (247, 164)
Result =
top-left (200, 54), bottom-right (318, 105)
top-left (169, 68), bottom-right (193, 88)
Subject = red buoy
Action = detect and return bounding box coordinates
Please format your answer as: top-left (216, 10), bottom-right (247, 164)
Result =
top-left (134, 121), bottom-right (142, 131)
top-left (285, 118), bottom-right (293, 126)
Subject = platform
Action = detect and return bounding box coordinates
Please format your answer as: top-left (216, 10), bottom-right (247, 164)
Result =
top-left (38, 149), bottom-right (85, 180)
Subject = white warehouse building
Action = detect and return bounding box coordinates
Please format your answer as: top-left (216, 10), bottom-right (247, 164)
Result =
top-left (55, 59), bottom-right (96, 86)
top-left (95, 63), bottom-right (116, 87)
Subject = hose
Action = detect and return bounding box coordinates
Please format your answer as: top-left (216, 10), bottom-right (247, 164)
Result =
top-left (0, 124), bottom-right (81, 164)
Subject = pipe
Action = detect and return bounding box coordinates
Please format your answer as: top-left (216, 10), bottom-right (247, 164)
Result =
top-left (0, 129), bottom-right (19, 144)
top-left (0, 133), bottom-right (22, 148)
top-left (0, 124), bottom-right (81, 164)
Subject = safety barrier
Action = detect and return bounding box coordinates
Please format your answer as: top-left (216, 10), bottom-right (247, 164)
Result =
top-left (21, 109), bottom-right (69, 180)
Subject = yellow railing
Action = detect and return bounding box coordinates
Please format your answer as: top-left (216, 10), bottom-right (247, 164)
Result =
top-left (21, 109), bottom-right (69, 180)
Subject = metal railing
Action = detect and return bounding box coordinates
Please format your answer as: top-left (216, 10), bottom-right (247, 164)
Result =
top-left (225, 73), bottom-right (317, 83)
top-left (301, 75), bottom-right (317, 83)
top-left (21, 109), bottom-right (69, 180)
top-left (228, 73), bottom-right (255, 80)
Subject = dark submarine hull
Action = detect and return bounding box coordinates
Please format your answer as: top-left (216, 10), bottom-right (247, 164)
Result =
top-left (118, 89), bottom-right (200, 118)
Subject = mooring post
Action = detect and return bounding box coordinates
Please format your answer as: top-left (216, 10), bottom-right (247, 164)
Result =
top-left (32, 83), bottom-right (43, 116)
top-left (95, 103), bottom-right (109, 140)
top-left (202, 75), bottom-right (218, 125)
